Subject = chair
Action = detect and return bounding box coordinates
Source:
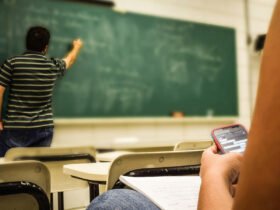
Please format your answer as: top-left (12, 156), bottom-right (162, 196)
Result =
top-left (106, 150), bottom-right (203, 190)
top-left (0, 161), bottom-right (51, 210)
top-left (5, 146), bottom-right (96, 210)
top-left (174, 140), bottom-right (213, 151)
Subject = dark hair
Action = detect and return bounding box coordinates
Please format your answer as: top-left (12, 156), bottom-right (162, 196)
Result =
top-left (255, 34), bottom-right (266, 52)
top-left (26, 26), bottom-right (50, 52)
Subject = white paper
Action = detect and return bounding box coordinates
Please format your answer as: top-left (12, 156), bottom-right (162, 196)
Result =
top-left (120, 175), bottom-right (201, 210)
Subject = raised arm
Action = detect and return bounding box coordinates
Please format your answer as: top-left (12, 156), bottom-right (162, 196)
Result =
top-left (233, 1), bottom-right (280, 209)
top-left (63, 39), bottom-right (83, 69)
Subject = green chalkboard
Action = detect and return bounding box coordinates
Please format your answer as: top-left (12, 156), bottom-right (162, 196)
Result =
top-left (0, 0), bottom-right (238, 117)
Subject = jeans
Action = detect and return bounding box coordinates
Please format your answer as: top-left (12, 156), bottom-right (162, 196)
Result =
top-left (0, 127), bottom-right (53, 157)
top-left (87, 189), bottom-right (160, 210)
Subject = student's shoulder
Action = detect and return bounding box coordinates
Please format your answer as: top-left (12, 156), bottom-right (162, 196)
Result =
top-left (5, 54), bottom-right (28, 64)
top-left (7, 53), bottom-right (51, 63)
top-left (1, 55), bottom-right (19, 67)
top-left (3, 55), bottom-right (18, 63)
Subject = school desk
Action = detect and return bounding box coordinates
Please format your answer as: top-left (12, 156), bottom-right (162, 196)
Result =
top-left (63, 162), bottom-right (110, 200)
top-left (96, 151), bottom-right (132, 162)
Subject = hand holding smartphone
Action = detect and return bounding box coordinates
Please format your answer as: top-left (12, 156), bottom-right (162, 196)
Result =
top-left (211, 124), bottom-right (248, 154)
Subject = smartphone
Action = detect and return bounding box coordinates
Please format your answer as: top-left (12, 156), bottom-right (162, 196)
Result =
top-left (211, 124), bottom-right (248, 154)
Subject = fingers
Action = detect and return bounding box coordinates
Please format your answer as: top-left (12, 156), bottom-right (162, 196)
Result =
top-left (230, 184), bottom-right (237, 197)
top-left (227, 151), bottom-right (243, 162)
top-left (73, 39), bottom-right (83, 49)
top-left (210, 144), bottom-right (218, 153)
top-left (204, 145), bottom-right (218, 155)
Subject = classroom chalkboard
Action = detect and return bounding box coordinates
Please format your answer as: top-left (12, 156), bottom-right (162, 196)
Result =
top-left (0, 0), bottom-right (238, 117)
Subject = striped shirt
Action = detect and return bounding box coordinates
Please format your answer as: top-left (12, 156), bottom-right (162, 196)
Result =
top-left (0, 51), bottom-right (66, 129)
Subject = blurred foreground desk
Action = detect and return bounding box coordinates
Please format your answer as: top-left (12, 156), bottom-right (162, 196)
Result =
top-left (96, 151), bottom-right (132, 162)
top-left (63, 162), bottom-right (110, 200)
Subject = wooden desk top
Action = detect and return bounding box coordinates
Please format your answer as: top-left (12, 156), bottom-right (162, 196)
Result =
top-left (96, 151), bottom-right (132, 162)
top-left (63, 162), bottom-right (111, 182)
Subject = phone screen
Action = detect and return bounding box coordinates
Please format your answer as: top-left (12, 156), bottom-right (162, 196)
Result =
top-left (213, 125), bottom-right (247, 153)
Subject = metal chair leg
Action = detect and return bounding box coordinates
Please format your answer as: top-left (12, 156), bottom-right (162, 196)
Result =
top-left (50, 193), bottom-right (54, 210)
top-left (58, 192), bottom-right (64, 210)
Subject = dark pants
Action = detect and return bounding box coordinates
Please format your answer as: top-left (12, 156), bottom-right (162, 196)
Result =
top-left (0, 127), bottom-right (53, 157)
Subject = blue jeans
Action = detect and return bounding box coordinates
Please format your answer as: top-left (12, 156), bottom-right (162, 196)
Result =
top-left (87, 189), bottom-right (160, 210)
top-left (0, 127), bottom-right (53, 157)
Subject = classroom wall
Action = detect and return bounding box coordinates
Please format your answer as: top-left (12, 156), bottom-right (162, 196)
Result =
top-left (248, 0), bottom-right (276, 110)
top-left (52, 0), bottom-right (277, 150)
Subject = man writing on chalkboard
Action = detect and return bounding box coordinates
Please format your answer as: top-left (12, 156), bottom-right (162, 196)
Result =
top-left (0, 26), bottom-right (83, 156)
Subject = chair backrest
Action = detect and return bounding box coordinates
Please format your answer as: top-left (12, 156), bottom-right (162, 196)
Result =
top-left (5, 146), bottom-right (96, 193)
top-left (0, 161), bottom-right (50, 210)
top-left (106, 150), bottom-right (203, 190)
top-left (174, 140), bottom-right (213, 151)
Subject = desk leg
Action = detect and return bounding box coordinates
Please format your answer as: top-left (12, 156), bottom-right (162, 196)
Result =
top-left (58, 192), bottom-right (64, 210)
top-left (89, 182), bottom-right (100, 201)
top-left (50, 193), bottom-right (54, 210)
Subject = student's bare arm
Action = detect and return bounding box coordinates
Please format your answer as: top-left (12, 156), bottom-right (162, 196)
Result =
top-left (0, 85), bottom-right (5, 130)
top-left (233, 1), bottom-right (280, 209)
top-left (63, 39), bottom-right (83, 69)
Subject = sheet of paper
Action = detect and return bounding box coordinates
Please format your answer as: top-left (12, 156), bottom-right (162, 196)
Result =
top-left (120, 175), bottom-right (201, 210)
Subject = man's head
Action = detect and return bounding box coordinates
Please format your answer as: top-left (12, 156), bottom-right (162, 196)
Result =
top-left (26, 26), bottom-right (50, 53)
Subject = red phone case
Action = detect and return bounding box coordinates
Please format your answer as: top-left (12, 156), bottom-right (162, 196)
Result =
top-left (211, 124), bottom-right (247, 153)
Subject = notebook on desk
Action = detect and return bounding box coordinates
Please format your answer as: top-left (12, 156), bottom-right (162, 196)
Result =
top-left (120, 175), bottom-right (201, 210)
